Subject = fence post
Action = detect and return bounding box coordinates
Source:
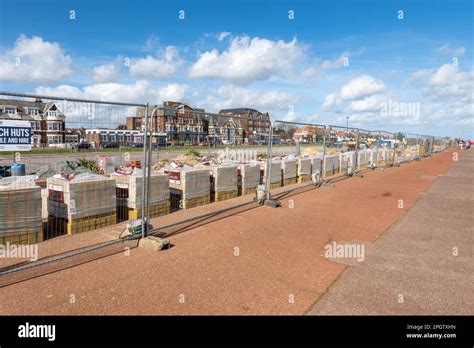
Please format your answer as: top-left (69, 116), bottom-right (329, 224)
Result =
top-left (146, 107), bottom-right (155, 224)
top-left (141, 103), bottom-right (149, 239)
top-left (264, 122), bottom-right (274, 200)
top-left (354, 128), bottom-right (360, 173)
top-left (321, 126), bottom-right (327, 176)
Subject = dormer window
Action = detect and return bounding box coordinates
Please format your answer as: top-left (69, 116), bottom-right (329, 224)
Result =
top-left (4, 106), bottom-right (16, 114)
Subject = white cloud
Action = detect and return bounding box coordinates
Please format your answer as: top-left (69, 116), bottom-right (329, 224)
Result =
top-left (189, 36), bottom-right (305, 84)
top-left (348, 95), bottom-right (385, 113)
top-left (197, 84), bottom-right (296, 116)
top-left (321, 74), bottom-right (386, 114)
top-left (406, 69), bottom-right (434, 85)
top-left (303, 52), bottom-right (349, 78)
top-left (340, 75), bottom-right (386, 101)
top-left (322, 93), bottom-right (342, 111)
top-left (217, 32), bottom-right (231, 41)
top-left (0, 34), bottom-right (72, 83)
top-left (34, 81), bottom-right (188, 105)
top-left (92, 62), bottom-right (121, 83)
top-left (437, 44), bottom-right (466, 57)
top-left (129, 46), bottom-right (182, 79)
top-left (151, 83), bottom-right (188, 102)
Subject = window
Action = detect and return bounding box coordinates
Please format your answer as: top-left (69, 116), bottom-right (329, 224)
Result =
top-left (4, 106), bottom-right (16, 114)
top-left (28, 108), bottom-right (39, 116)
top-left (188, 118), bottom-right (193, 124)
top-left (31, 122), bottom-right (36, 130)
top-left (178, 118), bottom-right (183, 124)
top-left (47, 111), bottom-right (58, 117)
top-left (47, 135), bottom-right (62, 144)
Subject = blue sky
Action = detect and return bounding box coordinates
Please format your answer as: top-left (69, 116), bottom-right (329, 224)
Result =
top-left (0, 0), bottom-right (472, 137)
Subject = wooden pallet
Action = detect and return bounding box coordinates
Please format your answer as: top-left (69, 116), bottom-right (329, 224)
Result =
top-left (323, 169), bottom-right (340, 178)
top-left (241, 187), bottom-right (257, 196)
top-left (183, 195), bottom-right (211, 209)
top-left (297, 175), bottom-right (312, 183)
top-left (283, 177), bottom-right (298, 186)
top-left (214, 189), bottom-right (238, 202)
top-left (269, 182), bottom-right (282, 190)
top-left (0, 231), bottom-right (43, 245)
top-left (66, 211), bottom-right (117, 235)
top-left (129, 201), bottom-right (171, 219)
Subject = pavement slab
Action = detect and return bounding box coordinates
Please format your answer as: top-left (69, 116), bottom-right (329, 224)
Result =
top-left (307, 149), bottom-right (473, 315)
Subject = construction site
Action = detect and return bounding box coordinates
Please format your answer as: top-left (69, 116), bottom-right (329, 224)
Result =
top-left (0, 92), bottom-right (471, 317)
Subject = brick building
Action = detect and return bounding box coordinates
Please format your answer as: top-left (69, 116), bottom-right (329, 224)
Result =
top-left (218, 108), bottom-right (271, 144)
top-left (128, 101), bottom-right (207, 145)
top-left (0, 98), bottom-right (66, 147)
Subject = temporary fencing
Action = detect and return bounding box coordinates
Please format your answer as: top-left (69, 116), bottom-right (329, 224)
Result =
top-left (0, 90), bottom-right (458, 282)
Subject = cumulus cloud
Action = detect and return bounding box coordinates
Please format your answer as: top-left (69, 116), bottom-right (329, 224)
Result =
top-left (340, 75), bottom-right (386, 101)
top-left (437, 44), bottom-right (466, 57)
top-left (0, 34), bottom-right (72, 83)
top-left (92, 62), bottom-right (121, 83)
top-left (197, 84), bottom-right (296, 116)
top-left (189, 36), bottom-right (305, 84)
top-left (322, 93), bottom-right (342, 111)
top-left (34, 81), bottom-right (188, 105)
top-left (321, 74), bottom-right (386, 114)
top-left (347, 95), bottom-right (386, 113)
top-left (130, 46), bottom-right (182, 79)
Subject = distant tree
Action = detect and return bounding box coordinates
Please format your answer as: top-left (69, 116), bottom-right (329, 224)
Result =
top-left (394, 131), bottom-right (405, 141)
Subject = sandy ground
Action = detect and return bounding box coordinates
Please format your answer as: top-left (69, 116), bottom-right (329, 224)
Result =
top-left (0, 149), bottom-right (459, 315)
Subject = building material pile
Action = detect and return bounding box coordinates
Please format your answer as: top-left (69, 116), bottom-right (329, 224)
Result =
top-left (97, 156), bottom-right (120, 174)
top-left (47, 173), bottom-right (116, 235)
top-left (340, 151), bottom-right (356, 175)
top-left (281, 159), bottom-right (298, 186)
top-left (311, 156), bottom-right (323, 176)
top-left (0, 176), bottom-right (43, 245)
top-left (239, 164), bottom-right (260, 195)
top-left (153, 152), bottom-right (216, 170)
top-left (211, 165), bottom-right (238, 202)
top-left (297, 158), bottom-right (312, 183)
top-left (112, 171), bottom-right (170, 221)
top-left (378, 149), bottom-right (391, 165)
top-left (263, 160), bottom-right (282, 189)
top-left (323, 154), bottom-right (340, 178)
top-left (165, 167), bottom-right (211, 209)
top-left (357, 150), bottom-right (369, 169)
top-left (368, 149), bottom-right (379, 166)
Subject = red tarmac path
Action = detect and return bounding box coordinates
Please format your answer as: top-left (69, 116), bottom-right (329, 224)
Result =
top-left (0, 149), bottom-right (462, 315)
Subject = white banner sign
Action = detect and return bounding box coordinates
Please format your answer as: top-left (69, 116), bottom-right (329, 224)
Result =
top-left (0, 119), bottom-right (32, 151)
